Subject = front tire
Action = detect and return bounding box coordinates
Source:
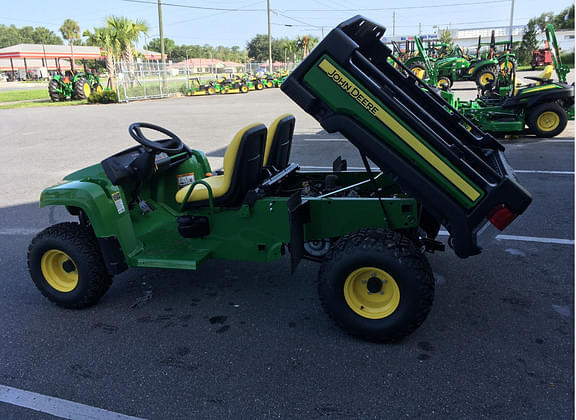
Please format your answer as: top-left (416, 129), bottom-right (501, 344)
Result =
top-left (28, 222), bottom-right (112, 309)
top-left (408, 60), bottom-right (428, 79)
top-left (527, 102), bottom-right (568, 138)
top-left (475, 65), bottom-right (498, 89)
top-left (318, 228), bottom-right (434, 342)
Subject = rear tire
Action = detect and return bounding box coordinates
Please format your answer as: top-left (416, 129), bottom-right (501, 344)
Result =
top-left (28, 222), bottom-right (112, 309)
top-left (48, 79), bottom-right (62, 102)
top-left (527, 102), bottom-right (568, 138)
top-left (73, 77), bottom-right (91, 100)
top-left (318, 228), bottom-right (434, 342)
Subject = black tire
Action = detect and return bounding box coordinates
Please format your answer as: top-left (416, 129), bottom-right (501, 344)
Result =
top-left (28, 222), bottom-right (112, 309)
top-left (526, 102), bottom-right (568, 138)
top-left (255, 82), bottom-right (264, 90)
top-left (474, 65), bottom-right (498, 89)
top-left (73, 77), bottom-right (91, 100)
top-left (408, 60), bottom-right (428, 79)
top-left (48, 79), bottom-right (62, 102)
top-left (437, 76), bottom-right (452, 89)
top-left (318, 228), bottom-right (434, 342)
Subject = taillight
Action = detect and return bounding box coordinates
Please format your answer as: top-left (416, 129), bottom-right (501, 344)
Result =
top-left (488, 205), bottom-right (518, 231)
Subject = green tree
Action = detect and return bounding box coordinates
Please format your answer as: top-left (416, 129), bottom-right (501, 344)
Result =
top-left (59, 19), bottom-right (81, 45)
top-left (19, 26), bottom-right (35, 43)
top-left (148, 37), bottom-right (176, 59)
top-left (0, 25), bottom-right (21, 48)
top-left (32, 27), bottom-right (63, 45)
top-left (83, 27), bottom-right (119, 89)
top-left (517, 19), bottom-right (539, 65)
top-left (439, 28), bottom-right (454, 48)
top-left (106, 16), bottom-right (149, 64)
top-left (552, 5), bottom-right (574, 29)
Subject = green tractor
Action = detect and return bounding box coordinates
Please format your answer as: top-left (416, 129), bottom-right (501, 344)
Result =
top-left (28, 16), bottom-right (532, 342)
top-left (48, 71), bottom-right (93, 102)
top-left (453, 24), bottom-right (574, 137)
top-left (407, 32), bottom-right (502, 89)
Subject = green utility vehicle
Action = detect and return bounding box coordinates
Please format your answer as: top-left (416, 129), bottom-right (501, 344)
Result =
top-left (454, 24), bottom-right (574, 137)
top-left (29, 16), bottom-right (532, 342)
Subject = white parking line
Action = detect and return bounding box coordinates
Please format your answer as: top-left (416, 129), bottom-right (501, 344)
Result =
top-left (515, 170), bottom-right (574, 175)
top-left (0, 384), bottom-right (145, 420)
top-left (438, 231), bottom-right (573, 245)
top-left (0, 228), bottom-right (41, 235)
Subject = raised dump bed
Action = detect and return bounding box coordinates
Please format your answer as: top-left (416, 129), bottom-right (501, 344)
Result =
top-left (281, 15), bottom-right (532, 258)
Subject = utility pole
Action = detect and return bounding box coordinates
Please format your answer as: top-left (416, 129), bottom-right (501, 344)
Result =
top-left (267, 0), bottom-right (273, 73)
top-left (158, 0), bottom-right (167, 87)
top-left (508, 0), bottom-right (515, 43)
top-left (392, 11), bottom-right (396, 36)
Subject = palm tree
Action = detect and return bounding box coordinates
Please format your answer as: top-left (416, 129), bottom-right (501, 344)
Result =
top-left (83, 27), bottom-right (118, 89)
top-left (60, 19), bottom-right (80, 71)
top-left (106, 16), bottom-right (149, 66)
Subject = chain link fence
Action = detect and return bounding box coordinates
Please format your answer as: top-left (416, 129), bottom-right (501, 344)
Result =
top-left (114, 60), bottom-right (297, 102)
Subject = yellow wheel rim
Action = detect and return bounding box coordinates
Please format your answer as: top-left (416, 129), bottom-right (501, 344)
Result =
top-left (208, 87), bottom-right (215, 94)
top-left (83, 83), bottom-right (91, 98)
top-left (343, 267), bottom-right (400, 319)
top-left (537, 111), bottom-right (560, 132)
top-left (479, 73), bottom-right (494, 86)
top-left (96, 85), bottom-right (103, 93)
top-left (437, 78), bottom-right (450, 87)
top-left (412, 67), bottom-right (425, 79)
top-left (468, 67), bottom-right (474, 74)
top-left (267, 81), bottom-right (273, 88)
top-left (242, 86), bottom-right (248, 92)
top-left (40, 249), bottom-right (78, 293)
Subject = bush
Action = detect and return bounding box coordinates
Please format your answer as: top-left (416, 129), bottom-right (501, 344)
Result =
top-left (87, 90), bottom-right (118, 104)
top-left (560, 53), bottom-right (574, 68)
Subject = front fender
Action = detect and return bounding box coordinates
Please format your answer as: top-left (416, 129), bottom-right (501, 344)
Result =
top-left (40, 180), bottom-right (142, 257)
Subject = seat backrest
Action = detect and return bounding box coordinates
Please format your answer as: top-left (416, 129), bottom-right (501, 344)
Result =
top-left (538, 65), bottom-right (553, 82)
top-left (263, 114), bottom-right (295, 170)
top-left (220, 123), bottom-right (267, 205)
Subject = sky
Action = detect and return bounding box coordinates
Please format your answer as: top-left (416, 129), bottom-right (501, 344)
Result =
top-left (1, 0), bottom-right (572, 48)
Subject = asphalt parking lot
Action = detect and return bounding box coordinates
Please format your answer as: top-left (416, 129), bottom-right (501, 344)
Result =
top-left (0, 80), bottom-right (573, 419)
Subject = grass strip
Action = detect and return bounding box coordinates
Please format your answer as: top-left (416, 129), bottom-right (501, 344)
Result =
top-left (0, 89), bottom-right (49, 103)
top-left (0, 100), bottom-right (87, 110)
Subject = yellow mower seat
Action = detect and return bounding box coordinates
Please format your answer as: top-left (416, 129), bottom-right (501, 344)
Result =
top-left (537, 65), bottom-right (554, 83)
top-left (264, 114), bottom-right (295, 170)
top-left (176, 123), bottom-right (267, 206)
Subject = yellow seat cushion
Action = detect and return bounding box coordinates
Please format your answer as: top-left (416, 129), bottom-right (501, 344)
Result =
top-left (264, 113), bottom-right (293, 166)
top-left (175, 122), bottom-right (263, 203)
top-left (175, 174), bottom-right (226, 203)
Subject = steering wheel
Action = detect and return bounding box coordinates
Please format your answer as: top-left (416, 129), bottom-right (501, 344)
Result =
top-left (128, 122), bottom-right (185, 155)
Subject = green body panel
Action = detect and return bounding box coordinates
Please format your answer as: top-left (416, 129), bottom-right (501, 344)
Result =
top-left (457, 99), bottom-right (525, 132)
top-left (300, 54), bottom-right (484, 208)
top-left (40, 147), bottom-right (419, 270)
